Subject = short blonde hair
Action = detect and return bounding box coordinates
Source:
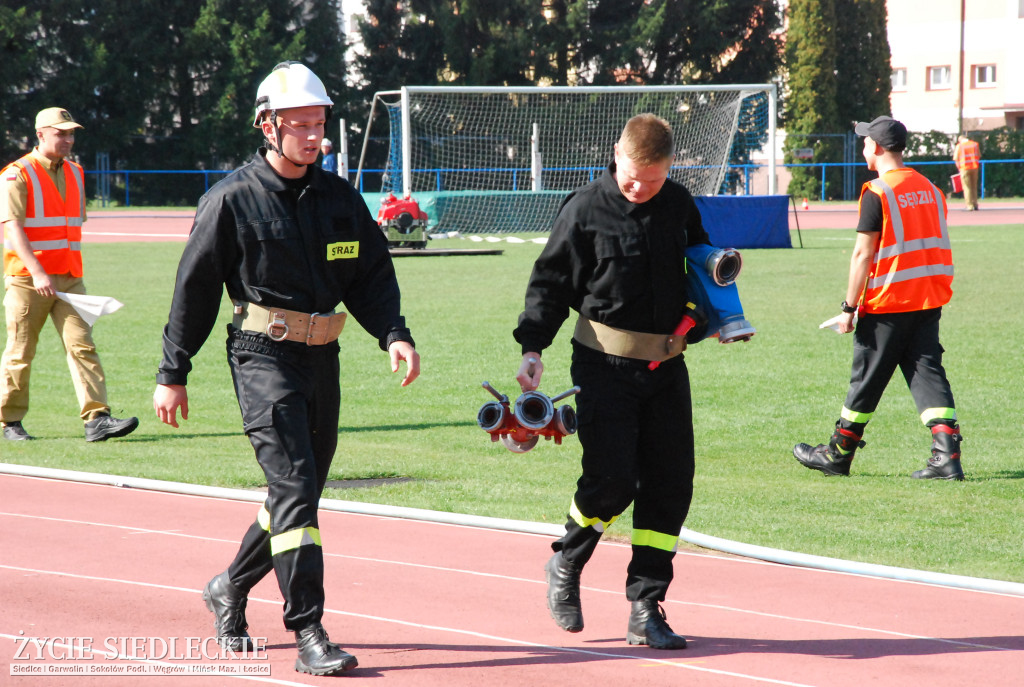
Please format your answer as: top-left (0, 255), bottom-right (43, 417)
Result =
top-left (618, 114), bottom-right (674, 166)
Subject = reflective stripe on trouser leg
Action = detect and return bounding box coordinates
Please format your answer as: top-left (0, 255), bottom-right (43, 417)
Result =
top-left (840, 406), bottom-right (873, 425)
top-left (631, 529), bottom-right (679, 553)
top-left (271, 527), bottom-right (322, 555)
top-left (921, 407), bottom-right (956, 427)
top-left (257, 502), bottom-right (271, 531)
top-left (569, 497), bottom-right (618, 533)
top-left (553, 499), bottom-right (611, 568)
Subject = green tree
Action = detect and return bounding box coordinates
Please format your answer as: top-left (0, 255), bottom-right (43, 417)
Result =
top-left (355, 0), bottom-right (445, 97)
top-left (1, 0), bottom-right (347, 205)
top-left (785, 0), bottom-right (892, 200)
top-left (834, 0), bottom-right (892, 125)
top-left (834, 0), bottom-right (892, 196)
top-left (568, 0), bottom-right (783, 86)
top-left (0, 4), bottom-right (45, 160)
top-left (405, 0), bottom-right (551, 86)
top-left (783, 0), bottom-right (841, 200)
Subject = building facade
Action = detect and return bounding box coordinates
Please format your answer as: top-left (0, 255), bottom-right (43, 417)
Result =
top-left (888, 0), bottom-right (1024, 133)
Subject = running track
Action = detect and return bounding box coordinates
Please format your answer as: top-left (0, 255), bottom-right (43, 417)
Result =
top-left (2, 473), bottom-right (1023, 686)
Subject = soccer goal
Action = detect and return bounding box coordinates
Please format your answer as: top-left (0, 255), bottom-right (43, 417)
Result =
top-left (356, 85), bottom-right (776, 234)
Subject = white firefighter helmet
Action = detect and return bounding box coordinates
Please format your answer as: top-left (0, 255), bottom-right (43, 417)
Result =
top-left (252, 62), bottom-right (333, 128)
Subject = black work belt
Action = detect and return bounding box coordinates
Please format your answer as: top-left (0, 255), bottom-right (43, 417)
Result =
top-left (232, 301), bottom-right (346, 346)
top-left (573, 315), bottom-right (684, 362)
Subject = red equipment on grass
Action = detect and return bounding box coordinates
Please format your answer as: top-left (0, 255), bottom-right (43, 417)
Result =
top-left (377, 193), bottom-right (429, 249)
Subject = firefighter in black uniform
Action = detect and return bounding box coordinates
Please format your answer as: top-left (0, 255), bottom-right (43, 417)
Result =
top-left (514, 114), bottom-right (709, 650)
top-left (153, 62), bottom-right (419, 676)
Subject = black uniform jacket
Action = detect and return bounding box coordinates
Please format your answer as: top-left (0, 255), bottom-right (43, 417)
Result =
top-left (514, 163), bottom-right (710, 355)
top-left (157, 149), bottom-right (411, 386)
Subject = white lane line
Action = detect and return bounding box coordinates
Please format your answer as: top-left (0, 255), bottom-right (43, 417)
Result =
top-left (82, 231), bottom-right (188, 238)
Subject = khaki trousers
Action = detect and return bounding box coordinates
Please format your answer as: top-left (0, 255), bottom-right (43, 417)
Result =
top-left (961, 167), bottom-right (979, 210)
top-left (1, 274), bottom-right (109, 423)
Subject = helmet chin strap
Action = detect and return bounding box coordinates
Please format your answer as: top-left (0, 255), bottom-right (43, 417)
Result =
top-left (264, 111), bottom-right (308, 169)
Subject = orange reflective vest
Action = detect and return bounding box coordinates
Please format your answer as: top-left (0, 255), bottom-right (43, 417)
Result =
top-left (954, 140), bottom-right (980, 170)
top-left (860, 169), bottom-right (953, 314)
top-left (2, 154), bottom-right (85, 278)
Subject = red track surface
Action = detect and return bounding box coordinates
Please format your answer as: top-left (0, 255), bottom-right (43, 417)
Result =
top-left (2, 473), bottom-right (1023, 686)
top-left (789, 201), bottom-right (1024, 230)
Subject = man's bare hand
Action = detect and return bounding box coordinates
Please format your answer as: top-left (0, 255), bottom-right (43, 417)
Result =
top-left (388, 341), bottom-right (420, 386)
top-left (153, 384), bottom-right (188, 428)
top-left (516, 353), bottom-right (543, 392)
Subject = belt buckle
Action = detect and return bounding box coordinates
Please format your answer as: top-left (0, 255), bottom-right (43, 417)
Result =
top-left (266, 312), bottom-right (289, 341)
top-left (306, 312), bottom-right (328, 346)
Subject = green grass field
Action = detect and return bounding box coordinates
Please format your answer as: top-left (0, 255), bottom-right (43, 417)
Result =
top-left (3, 224), bottom-right (1023, 582)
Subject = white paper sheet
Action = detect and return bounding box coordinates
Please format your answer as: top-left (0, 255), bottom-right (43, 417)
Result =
top-left (819, 313), bottom-right (857, 333)
top-left (56, 292), bottom-right (124, 327)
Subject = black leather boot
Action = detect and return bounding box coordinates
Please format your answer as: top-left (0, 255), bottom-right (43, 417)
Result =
top-left (793, 422), bottom-right (865, 476)
top-left (544, 552), bottom-right (583, 632)
top-left (202, 572), bottom-right (253, 651)
top-left (627, 599), bottom-right (687, 650)
top-left (912, 424), bottom-right (965, 481)
top-left (294, 623), bottom-right (358, 675)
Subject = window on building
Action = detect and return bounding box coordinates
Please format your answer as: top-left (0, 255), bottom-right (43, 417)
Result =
top-left (928, 66), bottom-right (951, 90)
top-left (973, 64), bottom-right (997, 88)
top-left (891, 68), bottom-right (907, 91)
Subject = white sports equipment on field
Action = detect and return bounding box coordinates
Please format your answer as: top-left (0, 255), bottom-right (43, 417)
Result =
top-left (357, 85), bottom-right (776, 233)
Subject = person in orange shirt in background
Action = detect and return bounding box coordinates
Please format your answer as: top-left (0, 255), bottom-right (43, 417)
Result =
top-left (952, 133), bottom-right (980, 211)
top-left (793, 116), bottom-right (964, 481)
top-left (1, 108), bottom-right (138, 442)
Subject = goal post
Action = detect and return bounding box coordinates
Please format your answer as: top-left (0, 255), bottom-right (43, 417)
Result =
top-left (357, 84), bottom-right (777, 234)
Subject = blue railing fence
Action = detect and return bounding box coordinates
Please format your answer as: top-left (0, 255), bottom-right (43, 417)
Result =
top-left (86, 159), bottom-right (1021, 206)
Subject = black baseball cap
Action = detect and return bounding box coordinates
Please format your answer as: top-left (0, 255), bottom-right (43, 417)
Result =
top-left (854, 116), bottom-right (907, 152)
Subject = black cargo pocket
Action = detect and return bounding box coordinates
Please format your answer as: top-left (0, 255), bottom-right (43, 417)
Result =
top-left (242, 404), bottom-right (293, 484)
top-left (240, 219), bottom-right (302, 288)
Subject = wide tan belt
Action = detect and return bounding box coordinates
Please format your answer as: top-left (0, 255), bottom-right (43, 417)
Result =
top-left (573, 316), bottom-right (684, 362)
top-left (232, 301), bottom-right (346, 346)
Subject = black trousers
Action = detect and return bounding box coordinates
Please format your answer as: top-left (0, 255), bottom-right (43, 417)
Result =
top-left (553, 342), bottom-right (695, 602)
top-left (842, 308), bottom-right (956, 432)
top-left (222, 328), bottom-right (341, 631)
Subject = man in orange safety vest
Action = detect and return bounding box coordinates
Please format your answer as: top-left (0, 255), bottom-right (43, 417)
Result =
top-left (793, 116), bottom-right (964, 481)
top-left (952, 134), bottom-right (980, 211)
top-left (1, 107), bottom-right (138, 442)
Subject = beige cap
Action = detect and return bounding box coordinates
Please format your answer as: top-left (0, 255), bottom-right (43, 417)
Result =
top-left (35, 107), bottom-right (84, 131)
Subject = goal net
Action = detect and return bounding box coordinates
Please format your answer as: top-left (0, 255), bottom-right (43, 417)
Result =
top-left (356, 85), bottom-right (776, 234)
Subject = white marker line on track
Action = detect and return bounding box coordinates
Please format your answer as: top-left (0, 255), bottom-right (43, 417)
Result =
top-left (0, 511), bottom-right (1018, 652)
top-left (83, 231), bottom-right (188, 238)
top-left (0, 564), bottom-right (818, 687)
